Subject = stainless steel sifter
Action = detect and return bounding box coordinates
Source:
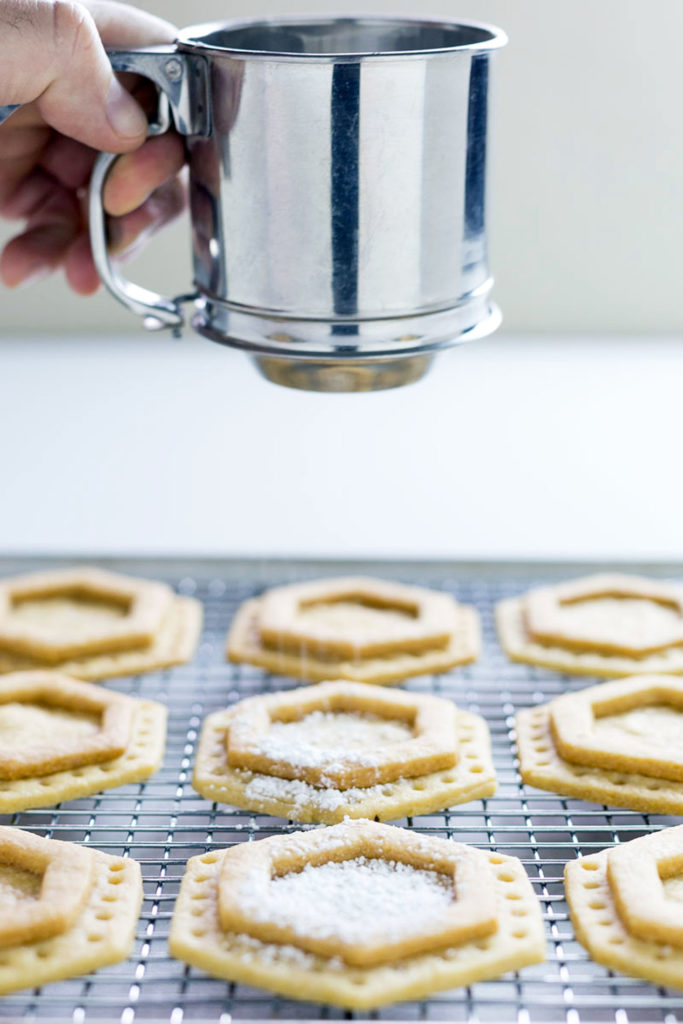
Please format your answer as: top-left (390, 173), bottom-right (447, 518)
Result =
top-left (2, 15), bottom-right (507, 391)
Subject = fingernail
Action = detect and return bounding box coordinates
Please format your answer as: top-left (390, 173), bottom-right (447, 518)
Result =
top-left (106, 79), bottom-right (147, 140)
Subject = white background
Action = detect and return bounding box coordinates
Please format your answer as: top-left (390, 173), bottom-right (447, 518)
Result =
top-left (2, 333), bottom-right (681, 561)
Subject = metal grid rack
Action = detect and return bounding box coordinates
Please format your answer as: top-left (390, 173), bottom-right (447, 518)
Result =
top-left (0, 557), bottom-right (681, 1024)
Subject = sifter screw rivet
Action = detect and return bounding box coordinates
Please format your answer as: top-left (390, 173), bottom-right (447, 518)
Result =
top-left (164, 58), bottom-right (183, 82)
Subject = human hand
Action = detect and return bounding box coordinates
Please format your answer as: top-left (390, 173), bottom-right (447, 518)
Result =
top-left (0, 0), bottom-right (186, 293)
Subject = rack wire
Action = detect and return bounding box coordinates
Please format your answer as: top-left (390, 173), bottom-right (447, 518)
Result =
top-left (0, 558), bottom-right (681, 1023)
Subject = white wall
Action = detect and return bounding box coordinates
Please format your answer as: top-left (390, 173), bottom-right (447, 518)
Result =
top-left (3, 333), bottom-right (683, 560)
top-left (1, 0), bottom-right (683, 334)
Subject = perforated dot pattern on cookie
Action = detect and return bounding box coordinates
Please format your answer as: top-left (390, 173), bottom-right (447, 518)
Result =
top-left (0, 696), bottom-right (167, 813)
top-left (0, 829), bottom-right (142, 995)
top-left (516, 683), bottom-right (683, 815)
top-left (565, 829), bottom-right (683, 990)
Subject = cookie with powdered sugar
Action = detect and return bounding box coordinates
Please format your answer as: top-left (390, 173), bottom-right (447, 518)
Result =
top-left (193, 680), bottom-right (496, 823)
top-left (170, 819), bottom-right (545, 1009)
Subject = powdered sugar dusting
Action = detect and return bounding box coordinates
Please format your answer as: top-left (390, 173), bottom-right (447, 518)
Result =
top-left (243, 772), bottom-right (351, 811)
top-left (235, 856), bottom-right (454, 946)
top-left (259, 710), bottom-right (413, 770)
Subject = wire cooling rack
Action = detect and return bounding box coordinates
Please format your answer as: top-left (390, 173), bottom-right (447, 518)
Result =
top-left (0, 557), bottom-right (681, 1024)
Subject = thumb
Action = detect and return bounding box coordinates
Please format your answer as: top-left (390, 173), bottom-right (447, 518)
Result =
top-left (3, 0), bottom-right (175, 152)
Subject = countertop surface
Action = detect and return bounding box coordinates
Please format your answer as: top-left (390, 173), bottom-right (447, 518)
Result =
top-left (1, 332), bottom-right (680, 562)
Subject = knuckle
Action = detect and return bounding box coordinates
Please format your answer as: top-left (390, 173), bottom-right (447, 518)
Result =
top-left (51, 0), bottom-right (97, 57)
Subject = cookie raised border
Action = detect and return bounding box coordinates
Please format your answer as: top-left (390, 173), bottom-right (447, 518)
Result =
top-left (218, 822), bottom-right (497, 966)
top-left (0, 567), bottom-right (173, 662)
top-left (228, 597), bottom-right (479, 685)
top-left (549, 675), bottom-right (683, 781)
top-left (225, 681), bottom-right (458, 789)
top-left (516, 702), bottom-right (683, 814)
top-left (0, 697), bottom-right (167, 812)
top-left (607, 827), bottom-right (683, 947)
top-left (258, 577), bottom-right (462, 658)
top-left (0, 829), bottom-right (93, 948)
top-left (0, 671), bottom-right (134, 779)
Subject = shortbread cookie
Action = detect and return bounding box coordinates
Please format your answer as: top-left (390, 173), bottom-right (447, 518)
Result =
top-left (516, 675), bottom-right (683, 813)
top-left (0, 827), bottom-right (142, 994)
top-left (0, 671), bottom-right (166, 811)
top-left (565, 826), bottom-right (683, 989)
top-left (170, 819), bottom-right (545, 1009)
top-left (227, 577), bottom-right (480, 684)
top-left (497, 574), bottom-right (683, 677)
top-left (194, 680), bottom-right (496, 823)
top-left (0, 567), bottom-right (202, 680)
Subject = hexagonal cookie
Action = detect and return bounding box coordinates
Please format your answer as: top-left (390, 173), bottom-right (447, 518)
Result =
top-left (170, 819), bottom-right (546, 1009)
top-left (497, 574), bottom-right (683, 677)
top-left (227, 577), bottom-right (480, 685)
top-left (0, 827), bottom-right (142, 995)
top-left (0, 567), bottom-right (202, 681)
top-left (0, 670), bottom-right (167, 812)
top-left (194, 680), bottom-right (496, 823)
top-left (565, 826), bottom-right (683, 989)
top-left (225, 681), bottom-right (458, 788)
top-left (516, 675), bottom-right (683, 813)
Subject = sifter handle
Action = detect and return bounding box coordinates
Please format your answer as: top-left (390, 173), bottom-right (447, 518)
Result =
top-left (89, 47), bottom-right (210, 332)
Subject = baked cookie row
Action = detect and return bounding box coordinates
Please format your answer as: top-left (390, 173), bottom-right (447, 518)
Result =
top-left (2, 818), bottom-right (681, 1006)
top-left (3, 565), bottom-right (683, 686)
top-left (0, 669), bottom-right (496, 821)
top-left (0, 819), bottom-right (546, 1007)
top-left (7, 663), bottom-right (681, 822)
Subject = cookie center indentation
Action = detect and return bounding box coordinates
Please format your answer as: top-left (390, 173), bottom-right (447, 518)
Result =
top-left (9, 593), bottom-right (130, 631)
top-left (266, 710), bottom-right (413, 762)
top-left (0, 863), bottom-right (42, 907)
top-left (296, 599), bottom-right (418, 640)
top-left (662, 874), bottom-right (683, 902)
top-left (0, 702), bottom-right (100, 746)
top-left (557, 597), bottom-right (680, 647)
top-left (266, 857), bottom-right (454, 946)
top-left (593, 704), bottom-right (683, 746)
